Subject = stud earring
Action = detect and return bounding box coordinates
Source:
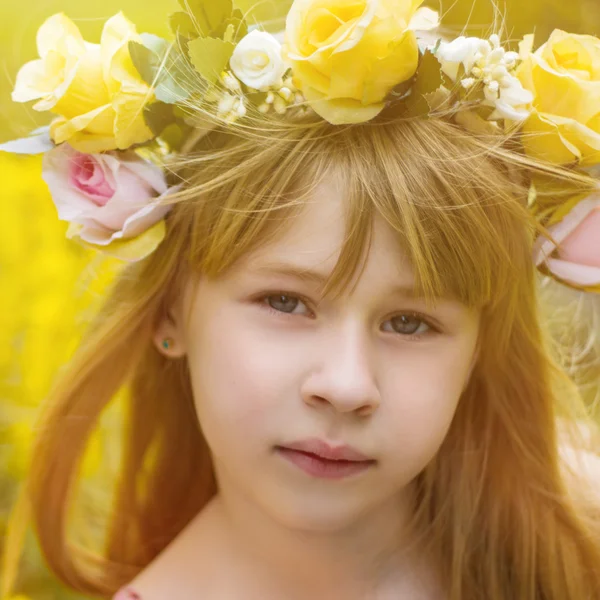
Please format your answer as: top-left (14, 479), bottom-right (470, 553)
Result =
top-left (162, 338), bottom-right (173, 350)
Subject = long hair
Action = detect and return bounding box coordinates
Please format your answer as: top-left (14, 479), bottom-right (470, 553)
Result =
top-left (4, 112), bottom-right (600, 599)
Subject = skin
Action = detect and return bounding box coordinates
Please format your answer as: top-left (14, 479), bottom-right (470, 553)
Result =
top-left (143, 177), bottom-right (481, 599)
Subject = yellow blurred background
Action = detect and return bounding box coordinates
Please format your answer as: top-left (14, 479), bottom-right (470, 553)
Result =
top-left (0, 1), bottom-right (598, 599)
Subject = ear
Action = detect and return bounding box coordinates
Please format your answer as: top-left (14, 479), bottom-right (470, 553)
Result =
top-left (152, 303), bottom-right (188, 359)
top-left (153, 275), bottom-right (199, 359)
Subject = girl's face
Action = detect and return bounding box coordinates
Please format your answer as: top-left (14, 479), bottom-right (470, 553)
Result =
top-left (162, 178), bottom-right (480, 532)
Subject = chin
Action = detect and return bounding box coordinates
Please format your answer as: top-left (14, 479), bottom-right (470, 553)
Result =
top-left (262, 492), bottom-right (376, 533)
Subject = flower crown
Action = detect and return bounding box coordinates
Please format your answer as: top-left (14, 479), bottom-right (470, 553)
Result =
top-left (1, 0), bottom-right (599, 292)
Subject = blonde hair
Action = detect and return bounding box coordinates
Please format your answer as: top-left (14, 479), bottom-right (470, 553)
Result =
top-left (4, 111), bottom-right (600, 599)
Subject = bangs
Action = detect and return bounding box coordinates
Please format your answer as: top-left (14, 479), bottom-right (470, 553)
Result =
top-left (172, 117), bottom-right (536, 310)
top-left (337, 119), bottom-right (537, 309)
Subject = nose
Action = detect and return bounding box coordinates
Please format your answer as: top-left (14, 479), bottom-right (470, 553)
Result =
top-left (301, 320), bottom-right (381, 416)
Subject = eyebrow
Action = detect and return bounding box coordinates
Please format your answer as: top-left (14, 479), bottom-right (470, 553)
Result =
top-left (250, 261), bottom-right (425, 298)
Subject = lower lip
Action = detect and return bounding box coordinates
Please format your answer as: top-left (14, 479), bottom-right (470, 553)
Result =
top-left (276, 447), bottom-right (375, 479)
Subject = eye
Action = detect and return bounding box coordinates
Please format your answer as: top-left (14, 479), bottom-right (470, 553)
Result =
top-left (259, 292), bottom-right (306, 315)
top-left (258, 292), bottom-right (437, 340)
top-left (383, 313), bottom-right (432, 337)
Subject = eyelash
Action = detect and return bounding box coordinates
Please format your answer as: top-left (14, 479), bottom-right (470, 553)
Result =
top-left (255, 291), bottom-right (439, 341)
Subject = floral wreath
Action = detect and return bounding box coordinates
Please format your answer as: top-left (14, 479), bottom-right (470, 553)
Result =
top-left (1, 0), bottom-right (599, 292)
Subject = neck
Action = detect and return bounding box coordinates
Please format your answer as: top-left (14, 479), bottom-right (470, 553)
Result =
top-left (212, 473), bottom-right (434, 599)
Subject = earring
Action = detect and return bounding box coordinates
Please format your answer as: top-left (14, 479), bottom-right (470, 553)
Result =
top-left (162, 338), bottom-right (173, 350)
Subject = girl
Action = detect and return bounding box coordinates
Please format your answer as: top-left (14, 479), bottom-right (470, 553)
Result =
top-left (2, 1), bottom-right (600, 598)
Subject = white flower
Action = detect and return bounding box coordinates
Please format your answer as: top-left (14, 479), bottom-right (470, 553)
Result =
top-left (230, 30), bottom-right (287, 92)
top-left (487, 76), bottom-right (533, 121)
top-left (432, 33), bottom-right (533, 122)
top-left (434, 36), bottom-right (489, 80)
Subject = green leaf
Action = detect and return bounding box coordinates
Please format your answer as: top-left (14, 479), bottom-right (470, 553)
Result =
top-left (170, 3), bottom-right (248, 42)
top-left (403, 50), bottom-right (445, 117)
top-left (138, 33), bottom-right (169, 58)
top-left (160, 123), bottom-right (187, 152)
top-left (173, 104), bottom-right (191, 120)
top-left (169, 11), bottom-right (198, 39)
top-left (177, 0), bottom-right (233, 37)
top-left (129, 35), bottom-right (191, 105)
top-left (417, 50), bottom-right (444, 96)
top-left (156, 58), bottom-right (193, 104)
top-left (188, 36), bottom-right (235, 84)
top-left (129, 40), bottom-right (160, 87)
top-left (143, 103), bottom-right (194, 150)
top-left (233, 0), bottom-right (292, 32)
top-left (144, 102), bottom-right (176, 137)
top-left (211, 11), bottom-right (248, 43)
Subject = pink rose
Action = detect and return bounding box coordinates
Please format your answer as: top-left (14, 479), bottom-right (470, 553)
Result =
top-left (42, 144), bottom-right (174, 247)
top-left (533, 194), bottom-right (600, 288)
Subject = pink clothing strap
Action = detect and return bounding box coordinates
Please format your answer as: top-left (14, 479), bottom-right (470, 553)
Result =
top-left (113, 587), bottom-right (142, 600)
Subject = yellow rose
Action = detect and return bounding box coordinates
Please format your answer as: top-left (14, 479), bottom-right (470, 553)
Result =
top-left (517, 30), bottom-right (600, 166)
top-left (283, 0), bottom-right (428, 124)
top-left (12, 12), bottom-right (154, 153)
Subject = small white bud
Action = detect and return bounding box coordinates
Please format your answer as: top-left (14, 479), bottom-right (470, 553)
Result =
top-left (273, 96), bottom-right (287, 114)
top-left (489, 48), bottom-right (505, 64)
top-left (278, 87), bottom-right (293, 102)
top-left (218, 93), bottom-right (237, 115)
top-left (489, 34), bottom-right (500, 49)
top-left (266, 91), bottom-right (275, 104)
top-left (222, 72), bottom-right (242, 92)
top-left (477, 40), bottom-right (491, 56)
top-left (258, 103), bottom-right (270, 114)
top-left (236, 100), bottom-right (247, 117)
top-left (492, 65), bottom-right (509, 80)
top-left (484, 84), bottom-right (499, 102)
top-left (499, 74), bottom-right (514, 88)
top-left (461, 77), bottom-right (477, 89)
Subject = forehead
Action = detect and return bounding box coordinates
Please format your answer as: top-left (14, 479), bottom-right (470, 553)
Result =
top-left (234, 177), bottom-right (415, 287)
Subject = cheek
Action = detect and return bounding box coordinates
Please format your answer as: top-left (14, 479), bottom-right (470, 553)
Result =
top-left (185, 308), bottom-right (297, 438)
top-left (379, 342), bottom-right (473, 469)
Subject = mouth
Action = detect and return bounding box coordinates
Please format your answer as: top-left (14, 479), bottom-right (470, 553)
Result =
top-left (275, 446), bottom-right (376, 480)
top-left (278, 437), bottom-right (374, 461)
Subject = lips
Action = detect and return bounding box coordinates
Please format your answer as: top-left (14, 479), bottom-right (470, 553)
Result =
top-left (278, 437), bottom-right (374, 462)
top-left (275, 445), bottom-right (376, 479)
